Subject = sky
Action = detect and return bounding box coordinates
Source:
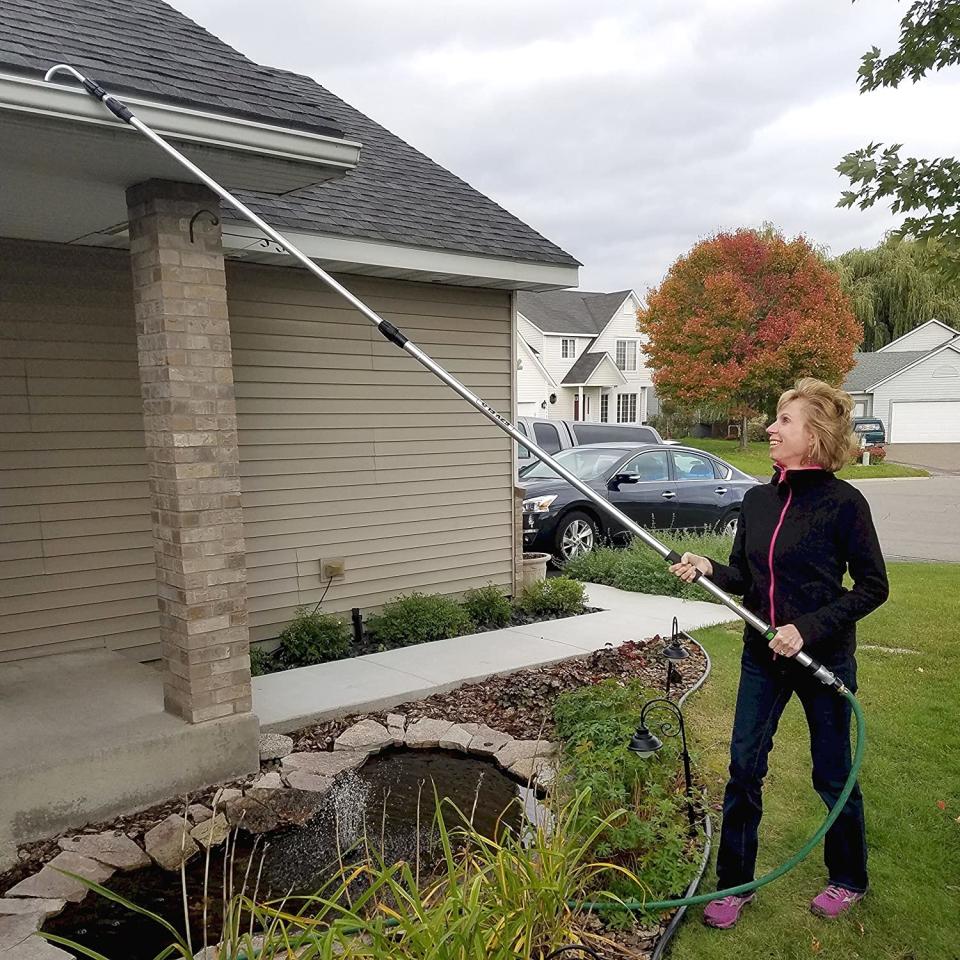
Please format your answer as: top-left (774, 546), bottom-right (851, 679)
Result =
top-left (172, 0), bottom-right (960, 294)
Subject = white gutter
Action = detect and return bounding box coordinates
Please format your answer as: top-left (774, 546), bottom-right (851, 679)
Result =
top-left (0, 71), bottom-right (361, 172)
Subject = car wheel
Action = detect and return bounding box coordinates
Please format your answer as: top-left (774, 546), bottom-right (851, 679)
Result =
top-left (716, 510), bottom-right (739, 538)
top-left (554, 511), bottom-right (598, 565)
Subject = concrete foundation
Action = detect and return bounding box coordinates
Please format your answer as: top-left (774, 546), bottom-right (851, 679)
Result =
top-left (0, 650), bottom-right (259, 856)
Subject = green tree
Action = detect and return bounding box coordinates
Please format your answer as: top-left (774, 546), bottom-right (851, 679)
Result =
top-left (837, 1), bottom-right (960, 272)
top-left (834, 236), bottom-right (960, 350)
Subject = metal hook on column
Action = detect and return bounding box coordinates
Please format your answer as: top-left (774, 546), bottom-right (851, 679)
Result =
top-left (188, 209), bottom-right (220, 243)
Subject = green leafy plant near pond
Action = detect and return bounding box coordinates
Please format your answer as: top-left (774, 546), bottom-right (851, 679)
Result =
top-left (553, 679), bottom-right (703, 909)
top-left (461, 583), bottom-right (513, 629)
top-left (564, 530), bottom-right (732, 602)
top-left (366, 591), bottom-right (476, 648)
top-left (514, 575), bottom-right (587, 618)
top-left (276, 607), bottom-right (352, 668)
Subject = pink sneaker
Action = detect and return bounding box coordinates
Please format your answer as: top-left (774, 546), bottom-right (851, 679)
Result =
top-left (810, 884), bottom-right (865, 918)
top-left (703, 893), bottom-right (755, 929)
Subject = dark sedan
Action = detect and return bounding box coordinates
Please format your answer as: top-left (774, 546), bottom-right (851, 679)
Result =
top-left (519, 442), bottom-right (759, 564)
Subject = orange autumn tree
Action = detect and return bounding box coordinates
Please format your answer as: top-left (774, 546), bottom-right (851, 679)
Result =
top-left (638, 228), bottom-right (861, 448)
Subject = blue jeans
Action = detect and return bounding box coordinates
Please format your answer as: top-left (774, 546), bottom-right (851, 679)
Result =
top-left (715, 644), bottom-right (868, 893)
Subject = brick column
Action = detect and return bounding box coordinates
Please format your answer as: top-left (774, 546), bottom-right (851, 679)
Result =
top-left (127, 179), bottom-right (251, 723)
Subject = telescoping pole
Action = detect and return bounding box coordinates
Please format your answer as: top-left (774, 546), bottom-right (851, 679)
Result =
top-left (45, 63), bottom-right (846, 694)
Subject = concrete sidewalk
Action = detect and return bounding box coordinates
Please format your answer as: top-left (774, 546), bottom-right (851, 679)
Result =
top-left (252, 584), bottom-right (731, 732)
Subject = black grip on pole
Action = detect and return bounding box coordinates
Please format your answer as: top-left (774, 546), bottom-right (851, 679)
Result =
top-left (664, 549), bottom-right (701, 580)
top-left (377, 320), bottom-right (408, 347)
top-left (81, 76), bottom-right (109, 101)
top-left (80, 75), bottom-right (135, 123)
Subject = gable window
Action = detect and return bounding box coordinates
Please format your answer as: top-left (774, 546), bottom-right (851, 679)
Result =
top-left (561, 338), bottom-right (576, 359)
top-left (617, 393), bottom-right (637, 423)
top-left (615, 340), bottom-right (637, 371)
top-left (600, 393), bottom-right (609, 423)
top-left (622, 300), bottom-right (636, 317)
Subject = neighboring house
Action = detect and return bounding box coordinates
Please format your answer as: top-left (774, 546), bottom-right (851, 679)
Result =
top-left (515, 290), bottom-right (657, 424)
top-left (0, 0), bottom-right (579, 849)
top-left (844, 320), bottom-right (960, 443)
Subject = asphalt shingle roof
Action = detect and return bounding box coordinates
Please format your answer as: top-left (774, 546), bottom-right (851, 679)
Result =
top-left (0, 0), bottom-right (580, 268)
top-left (561, 351), bottom-right (608, 385)
top-left (843, 351), bottom-right (929, 391)
top-left (517, 290), bottom-right (632, 335)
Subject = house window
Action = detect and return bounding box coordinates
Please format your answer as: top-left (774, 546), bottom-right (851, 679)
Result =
top-left (600, 393), bottom-right (609, 423)
top-left (617, 393), bottom-right (637, 423)
top-left (561, 338), bottom-right (576, 359)
top-left (622, 300), bottom-right (635, 317)
top-left (615, 340), bottom-right (637, 371)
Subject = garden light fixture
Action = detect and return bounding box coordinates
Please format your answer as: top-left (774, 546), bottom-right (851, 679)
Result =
top-left (628, 697), bottom-right (695, 826)
top-left (661, 615), bottom-right (690, 699)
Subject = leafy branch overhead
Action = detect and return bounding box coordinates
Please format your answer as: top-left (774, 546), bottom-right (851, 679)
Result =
top-left (837, 1), bottom-right (960, 266)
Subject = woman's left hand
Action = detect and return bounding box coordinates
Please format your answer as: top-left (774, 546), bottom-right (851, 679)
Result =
top-left (769, 623), bottom-right (804, 657)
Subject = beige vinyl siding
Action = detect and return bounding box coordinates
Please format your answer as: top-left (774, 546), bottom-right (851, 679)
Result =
top-left (228, 263), bottom-right (514, 643)
top-left (0, 240), bottom-right (158, 662)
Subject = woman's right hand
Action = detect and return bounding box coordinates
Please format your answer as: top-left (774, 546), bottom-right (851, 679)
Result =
top-left (669, 552), bottom-right (713, 583)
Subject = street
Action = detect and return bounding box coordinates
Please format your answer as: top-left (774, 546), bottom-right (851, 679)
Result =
top-left (850, 476), bottom-right (960, 563)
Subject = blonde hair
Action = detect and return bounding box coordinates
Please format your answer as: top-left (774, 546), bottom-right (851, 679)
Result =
top-left (777, 378), bottom-right (858, 473)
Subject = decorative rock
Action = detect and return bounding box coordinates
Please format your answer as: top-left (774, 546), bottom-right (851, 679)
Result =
top-left (258, 733), bottom-right (294, 762)
top-left (283, 771), bottom-right (334, 794)
top-left (0, 911), bottom-right (46, 951)
top-left (403, 717), bottom-right (454, 749)
top-left (0, 899), bottom-right (65, 920)
top-left (144, 815), bottom-right (199, 871)
top-left (1, 935), bottom-right (76, 959)
top-left (190, 814), bottom-right (229, 850)
top-left (247, 789), bottom-right (325, 827)
top-left (187, 804), bottom-right (213, 824)
top-left (212, 787), bottom-right (243, 806)
top-left (223, 797), bottom-right (278, 835)
top-left (282, 751), bottom-right (364, 779)
top-left (459, 722), bottom-right (481, 736)
top-left (249, 771), bottom-right (283, 791)
top-left (466, 725), bottom-right (513, 757)
top-left (494, 739), bottom-right (558, 771)
top-left (334, 719), bottom-right (392, 755)
top-left (57, 831), bottom-right (150, 871)
top-left (508, 757), bottom-right (557, 787)
top-left (438, 724), bottom-right (472, 752)
top-left (4, 852), bottom-right (114, 903)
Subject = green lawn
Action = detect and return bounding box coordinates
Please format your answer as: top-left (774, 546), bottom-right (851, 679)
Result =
top-left (673, 437), bottom-right (929, 480)
top-left (670, 563), bottom-right (960, 960)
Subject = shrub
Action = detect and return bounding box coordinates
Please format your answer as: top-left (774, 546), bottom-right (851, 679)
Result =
top-left (462, 584), bottom-right (512, 629)
top-left (553, 678), bottom-right (703, 903)
top-left (249, 645), bottom-right (274, 677)
top-left (852, 443), bottom-right (886, 463)
top-left (515, 576), bottom-right (586, 618)
top-left (276, 607), bottom-right (351, 668)
top-left (562, 546), bottom-right (621, 586)
top-left (366, 592), bottom-right (475, 648)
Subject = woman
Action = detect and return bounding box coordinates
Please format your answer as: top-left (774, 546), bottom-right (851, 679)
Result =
top-left (670, 378), bottom-right (888, 929)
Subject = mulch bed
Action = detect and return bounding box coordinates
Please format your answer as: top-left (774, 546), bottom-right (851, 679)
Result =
top-left (1, 633), bottom-right (709, 958)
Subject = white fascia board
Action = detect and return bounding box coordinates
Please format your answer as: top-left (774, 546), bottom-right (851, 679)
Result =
top-left (223, 224), bottom-right (580, 290)
top-left (0, 71), bottom-right (361, 172)
top-left (868, 340), bottom-right (960, 390)
top-left (876, 318), bottom-right (960, 352)
top-left (519, 335), bottom-right (559, 388)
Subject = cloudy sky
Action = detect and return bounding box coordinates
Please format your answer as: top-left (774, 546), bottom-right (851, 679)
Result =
top-left (173, 0), bottom-right (960, 293)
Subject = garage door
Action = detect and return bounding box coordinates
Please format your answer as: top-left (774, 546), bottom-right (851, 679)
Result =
top-left (890, 400), bottom-right (960, 442)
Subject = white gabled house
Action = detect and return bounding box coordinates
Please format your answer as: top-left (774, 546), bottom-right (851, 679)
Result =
top-left (844, 319), bottom-right (960, 443)
top-left (515, 289), bottom-right (657, 424)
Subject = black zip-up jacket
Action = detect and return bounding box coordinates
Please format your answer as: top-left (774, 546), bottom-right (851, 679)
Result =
top-left (706, 466), bottom-right (889, 662)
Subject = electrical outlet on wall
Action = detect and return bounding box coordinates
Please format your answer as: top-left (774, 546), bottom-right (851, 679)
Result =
top-left (321, 558), bottom-right (346, 579)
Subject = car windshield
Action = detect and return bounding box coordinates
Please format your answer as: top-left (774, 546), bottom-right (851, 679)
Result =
top-left (520, 447), bottom-right (630, 481)
top-left (854, 421), bottom-right (882, 432)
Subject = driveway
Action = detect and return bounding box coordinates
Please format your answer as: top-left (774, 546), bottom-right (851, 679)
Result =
top-left (886, 444), bottom-right (960, 475)
top-left (849, 476), bottom-right (960, 562)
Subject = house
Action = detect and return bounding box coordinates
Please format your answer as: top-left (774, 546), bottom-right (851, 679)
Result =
top-left (844, 320), bottom-right (960, 443)
top-left (0, 0), bottom-right (579, 854)
top-left (515, 289), bottom-right (658, 424)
